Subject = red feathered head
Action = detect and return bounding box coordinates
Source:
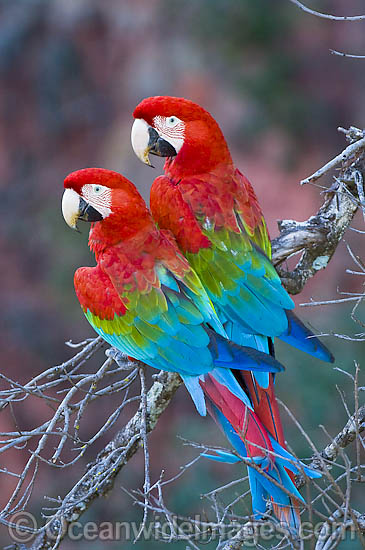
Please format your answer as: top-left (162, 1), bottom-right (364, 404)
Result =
top-left (132, 96), bottom-right (232, 178)
top-left (62, 168), bottom-right (151, 239)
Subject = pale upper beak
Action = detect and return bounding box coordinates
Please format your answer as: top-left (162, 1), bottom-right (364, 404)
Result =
top-left (131, 119), bottom-right (153, 166)
top-left (62, 188), bottom-right (103, 230)
top-left (131, 118), bottom-right (177, 166)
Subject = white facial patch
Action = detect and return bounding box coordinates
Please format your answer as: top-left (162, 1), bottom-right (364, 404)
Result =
top-left (153, 115), bottom-right (185, 154)
top-left (62, 188), bottom-right (81, 229)
top-left (81, 184), bottom-right (112, 219)
top-left (131, 118), bottom-right (151, 165)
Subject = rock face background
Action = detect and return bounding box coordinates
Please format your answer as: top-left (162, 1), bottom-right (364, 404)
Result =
top-left (1, 2), bottom-right (364, 548)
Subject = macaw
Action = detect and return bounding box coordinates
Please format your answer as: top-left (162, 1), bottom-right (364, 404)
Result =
top-left (62, 167), bottom-right (320, 531)
top-left (131, 96), bottom-right (333, 528)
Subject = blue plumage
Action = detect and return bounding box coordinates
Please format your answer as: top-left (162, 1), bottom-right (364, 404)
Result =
top-left (203, 402), bottom-right (320, 529)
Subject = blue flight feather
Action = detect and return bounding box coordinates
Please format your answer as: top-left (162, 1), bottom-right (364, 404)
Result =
top-left (279, 311), bottom-right (334, 363)
top-left (208, 331), bottom-right (284, 374)
top-left (269, 437), bottom-right (322, 479)
top-left (180, 374), bottom-right (206, 416)
top-left (209, 368), bottom-right (253, 409)
top-left (201, 450), bottom-right (241, 464)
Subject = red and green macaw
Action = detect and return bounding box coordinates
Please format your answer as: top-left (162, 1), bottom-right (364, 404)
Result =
top-left (131, 96), bottom-right (333, 528)
top-left (62, 167), bottom-right (321, 531)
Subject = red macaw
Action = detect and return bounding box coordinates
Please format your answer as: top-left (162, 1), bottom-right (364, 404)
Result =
top-left (62, 167), bottom-right (320, 531)
top-left (131, 97), bottom-right (333, 528)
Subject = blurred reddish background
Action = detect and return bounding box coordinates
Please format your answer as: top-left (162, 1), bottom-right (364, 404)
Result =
top-left (0, 1), bottom-right (364, 548)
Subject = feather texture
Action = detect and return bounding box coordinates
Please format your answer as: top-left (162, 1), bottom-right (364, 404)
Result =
top-left (132, 96), bottom-right (334, 531)
top-left (67, 169), bottom-right (284, 419)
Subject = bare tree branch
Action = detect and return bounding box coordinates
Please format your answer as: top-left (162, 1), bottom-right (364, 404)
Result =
top-left (288, 0), bottom-right (365, 21)
top-left (294, 405), bottom-right (365, 489)
top-left (219, 523), bottom-right (259, 550)
top-left (317, 405), bottom-right (365, 465)
top-left (271, 126), bottom-right (365, 294)
top-left (315, 507), bottom-right (365, 550)
top-left (14, 369), bottom-right (182, 550)
top-left (330, 49), bottom-right (365, 59)
top-left (299, 133), bottom-right (365, 185)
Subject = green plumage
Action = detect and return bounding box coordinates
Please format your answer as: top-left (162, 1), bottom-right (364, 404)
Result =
top-left (186, 227), bottom-right (294, 338)
top-left (84, 266), bottom-right (223, 376)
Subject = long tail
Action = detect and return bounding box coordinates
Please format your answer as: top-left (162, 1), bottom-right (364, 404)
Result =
top-left (238, 369), bottom-right (304, 530)
top-left (200, 374), bottom-right (320, 533)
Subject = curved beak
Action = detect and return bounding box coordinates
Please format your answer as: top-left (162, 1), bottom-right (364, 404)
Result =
top-left (62, 188), bottom-right (103, 230)
top-left (131, 118), bottom-right (177, 167)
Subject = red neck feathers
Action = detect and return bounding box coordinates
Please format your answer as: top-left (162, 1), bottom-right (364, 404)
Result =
top-left (165, 118), bottom-right (233, 180)
top-left (88, 208), bottom-right (155, 259)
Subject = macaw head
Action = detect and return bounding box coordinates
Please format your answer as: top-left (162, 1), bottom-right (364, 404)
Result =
top-left (62, 168), bottom-right (151, 239)
top-left (131, 96), bottom-right (232, 177)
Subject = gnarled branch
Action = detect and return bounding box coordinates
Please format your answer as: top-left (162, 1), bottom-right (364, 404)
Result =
top-left (272, 126), bottom-right (365, 294)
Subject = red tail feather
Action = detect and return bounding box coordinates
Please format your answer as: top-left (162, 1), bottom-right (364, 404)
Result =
top-left (272, 498), bottom-right (301, 532)
top-left (201, 372), bottom-right (302, 532)
top-left (200, 375), bottom-right (273, 460)
top-left (240, 372), bottom-right (285, 447)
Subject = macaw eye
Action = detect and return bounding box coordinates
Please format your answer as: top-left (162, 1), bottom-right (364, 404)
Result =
top-left (166, 116), bottom-right (181, 128)
top-left (80, 183), bottom-right (112, 217)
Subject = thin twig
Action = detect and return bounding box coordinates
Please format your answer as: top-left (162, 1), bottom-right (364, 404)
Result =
top-left (330, 49), bottom-right (365, 59)
top-left (134, 366), bottom-right (151, 542)
top-left (299, 135), bottom-right (365, 186)
top-left (288, 0), bottom-right (365, 21)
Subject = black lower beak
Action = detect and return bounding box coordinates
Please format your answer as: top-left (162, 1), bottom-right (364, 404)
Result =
top-left (78, 197), bottom-right (103, 223)
top-left (148, 127), bottom-right (177, 158)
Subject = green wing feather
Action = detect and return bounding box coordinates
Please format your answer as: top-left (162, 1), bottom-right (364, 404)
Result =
top-left (186, 226), bottom-right (294, 338)
top-left (85, 284), bottom-right (214, 375)
top-left (78, 253), bottom-right (226, 376)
